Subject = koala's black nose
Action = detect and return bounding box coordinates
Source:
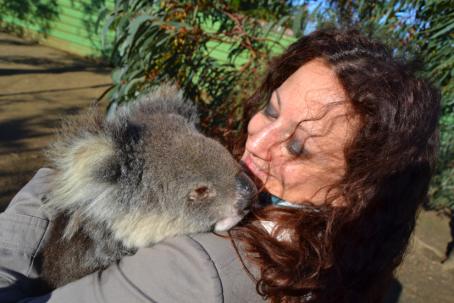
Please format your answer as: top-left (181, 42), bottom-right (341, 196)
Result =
top-left (235, 171), bottom-right (257, 210)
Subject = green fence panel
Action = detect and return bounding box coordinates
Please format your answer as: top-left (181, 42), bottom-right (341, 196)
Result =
top-left (2, 1), bottom-right (294, 60)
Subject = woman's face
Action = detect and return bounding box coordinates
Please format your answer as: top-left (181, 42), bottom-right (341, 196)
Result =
top-left (241, 59), bottom-right (354, 205)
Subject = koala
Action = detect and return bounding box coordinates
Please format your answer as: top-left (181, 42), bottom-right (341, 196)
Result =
top-left (38, 84), bottom-right (256, 290)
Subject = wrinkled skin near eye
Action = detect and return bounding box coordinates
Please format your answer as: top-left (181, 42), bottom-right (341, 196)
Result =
top-left (241, 59), bottom-right (356, 205)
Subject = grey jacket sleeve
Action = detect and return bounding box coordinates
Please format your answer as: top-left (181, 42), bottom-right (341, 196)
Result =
top-left (0, 168), bottom-right (248, 303)
top-left (0, 168), bottom-right (54, 302)
top-left (23, 237), bottom-right (225, 303)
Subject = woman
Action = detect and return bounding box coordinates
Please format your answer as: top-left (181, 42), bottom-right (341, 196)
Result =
top-left (230, 28), bottom-right (440, 302)
top-left (0, 28), bottom-right (440, 303)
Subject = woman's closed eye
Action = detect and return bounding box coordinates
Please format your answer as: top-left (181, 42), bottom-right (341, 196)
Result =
top-left (263, 101), bottom-right (279, 119)
top-left (287, 137), bottom-right (305, 157)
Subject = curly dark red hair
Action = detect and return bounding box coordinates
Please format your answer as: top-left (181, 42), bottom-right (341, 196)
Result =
top-left (229, 28), bottom-right (441, 303)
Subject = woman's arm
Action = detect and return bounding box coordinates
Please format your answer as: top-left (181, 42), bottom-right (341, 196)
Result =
top-left (0, 168), bottom-right (54, 302)
top-left (22, 236), bottom-right (224, 303)
top-left (0, 169), bottom-right (232, 303)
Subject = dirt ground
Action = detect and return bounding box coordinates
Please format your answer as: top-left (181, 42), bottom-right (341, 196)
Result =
top-left (0, 32), bottom-right (453, 302)
top-left (0, 32), bottom-right (111, 208)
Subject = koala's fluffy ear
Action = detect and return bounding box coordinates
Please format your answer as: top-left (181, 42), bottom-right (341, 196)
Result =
top-left (44, 117), bottom-right (121, 222)
top-left (47, 121), bottom-right (121, 186)
top-left (113, 83), bottom-right (199, 125)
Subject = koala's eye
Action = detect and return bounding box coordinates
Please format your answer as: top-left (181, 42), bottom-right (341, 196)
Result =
top-left (188, 185), bottom-right (214, 201)
top-left (195, 186), bottom-right (208, 196)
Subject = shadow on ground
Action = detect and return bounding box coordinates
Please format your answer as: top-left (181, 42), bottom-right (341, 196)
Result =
top-left (0, 32), bottom-right (111, 210)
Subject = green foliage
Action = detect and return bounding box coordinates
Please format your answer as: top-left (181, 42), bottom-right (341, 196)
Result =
top-left (0, 0), bottom-right (59, 35)
top-left (227, 0), bottom-right (291, 21)
top-left (103, 0), bottom-right (292, 145)
top-left (312, 0), bottom-right (419, 53)
top-left (75, 0), bottom-right (113, 58)
top-left (411, 0), bottom-right (454, 209)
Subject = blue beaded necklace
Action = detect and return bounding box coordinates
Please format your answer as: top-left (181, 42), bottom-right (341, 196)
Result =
top-left (259, 192), bottom-right (320, 212)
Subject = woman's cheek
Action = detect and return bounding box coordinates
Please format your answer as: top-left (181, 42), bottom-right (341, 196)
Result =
top-left (281, 164), bottom-right (305, 187)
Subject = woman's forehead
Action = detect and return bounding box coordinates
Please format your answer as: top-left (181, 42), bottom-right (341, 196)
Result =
top-left (275, 90), bottom-right (349, 129)
top-left (274, 59), bottom-right (355, 148)
top-left (279, 59), bottom-right (348, 110)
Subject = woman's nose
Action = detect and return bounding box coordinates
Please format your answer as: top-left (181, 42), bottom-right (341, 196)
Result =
top-left (247, 119), bottom-right (290, 161)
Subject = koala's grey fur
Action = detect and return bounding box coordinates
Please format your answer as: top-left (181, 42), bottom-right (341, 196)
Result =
top-left (38, 84), bottom-right (256, 290)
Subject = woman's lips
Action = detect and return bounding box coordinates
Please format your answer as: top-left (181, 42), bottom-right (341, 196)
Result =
top-left (242, 154), bottom-right (270, 180)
